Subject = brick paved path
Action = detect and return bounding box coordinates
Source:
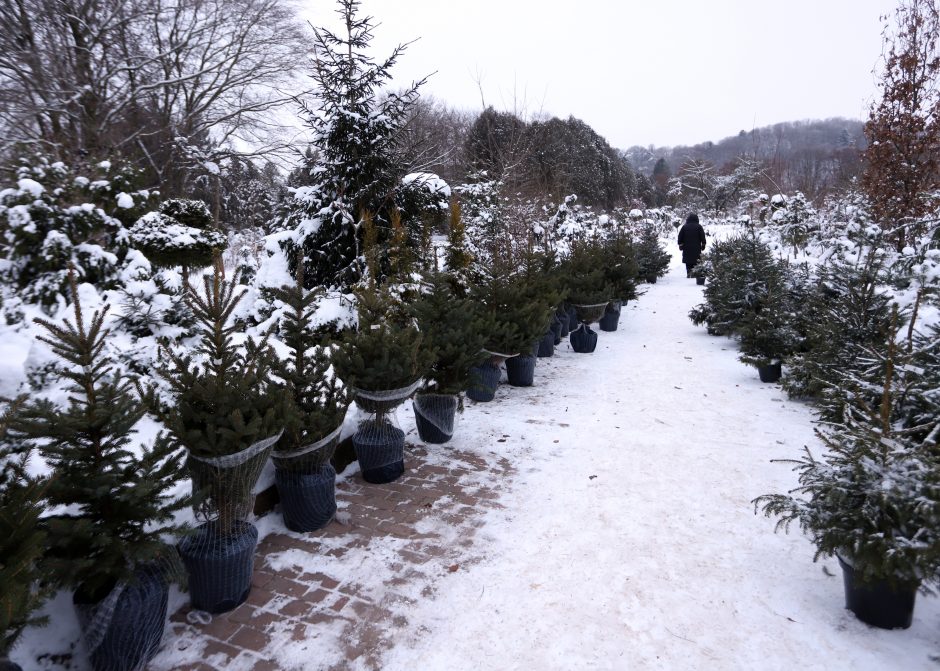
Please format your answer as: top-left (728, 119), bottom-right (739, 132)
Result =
top-left (151, 444), bottom-right (513, 671)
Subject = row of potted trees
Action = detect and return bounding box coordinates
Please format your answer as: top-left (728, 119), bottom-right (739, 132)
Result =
top-left (690, 225), bottom-right (940, 630)
top-left (0, 224), bottom-right (672, 670)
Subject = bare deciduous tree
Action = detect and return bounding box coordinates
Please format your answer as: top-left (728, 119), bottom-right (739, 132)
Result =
top-left (0, 0), bottom-right (306, 193)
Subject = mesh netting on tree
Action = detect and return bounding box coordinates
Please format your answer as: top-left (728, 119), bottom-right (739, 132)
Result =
top-left (351, 381), bottom-right (420, 483)
top-left (413, 393), bottom-right (459, 444)
top-left (178, 431), bottom-right (280, 614)
top-left (273, 425), bottom-right (343, 532)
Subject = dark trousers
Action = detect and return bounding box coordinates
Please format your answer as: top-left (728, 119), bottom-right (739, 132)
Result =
top-left (685, 262), bottom-right (696, 277)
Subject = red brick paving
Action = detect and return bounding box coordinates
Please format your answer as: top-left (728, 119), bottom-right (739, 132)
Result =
top-left (154, 444), bottom-right (513, 670)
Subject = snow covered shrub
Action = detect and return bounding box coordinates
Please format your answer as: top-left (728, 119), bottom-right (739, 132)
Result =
top-left (781, 224), bottom-right (898, 407)
top-left (771, 192), bottom-right (818, 256)
top-left (396, 172), bottom-right (451, 234)
top-left (117, 251), bottom-right (193, 337)
top-left (634, 220), bottom-right (671, 280)
top-left (755, 305), bottom-right (940, 588)
top-left (277, 0), bottom-right (425, 290)
top-left (129, 199), bottom-right (226, 270)
top-left (0, 158), bottom-right (154, 311)
top-left (688, 231), bottom-right (790, 337)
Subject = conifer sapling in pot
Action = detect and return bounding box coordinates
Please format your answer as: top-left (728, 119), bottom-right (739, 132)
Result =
top-left (409, 272), bottom-right (486, 443)
top-left (156, 270), bottom-right (285, 614)
top-left (268, 262), bottom-right (351, 532)
top-left (11, 276), bottom-right (188, 671)
top-left (332, 288), bottom-right (433, 483)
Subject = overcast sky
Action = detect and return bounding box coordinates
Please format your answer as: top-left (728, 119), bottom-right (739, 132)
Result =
top-left (301, 0), bottom-right (899, 149)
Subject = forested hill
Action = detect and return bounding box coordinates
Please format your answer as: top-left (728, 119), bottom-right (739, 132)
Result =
top-left (624, 118), bottom-right (866, 175)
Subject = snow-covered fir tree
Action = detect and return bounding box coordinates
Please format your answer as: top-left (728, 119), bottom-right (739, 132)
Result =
top-left (279, 0), bottom-right (427, 289)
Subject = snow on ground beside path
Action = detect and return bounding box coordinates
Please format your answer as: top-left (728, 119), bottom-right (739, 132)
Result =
top-left (379, 250), bottom-right (940, 671)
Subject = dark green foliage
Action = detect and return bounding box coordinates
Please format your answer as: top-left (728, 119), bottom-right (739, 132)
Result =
top-left (783, 238), bottom-right (896, 411)
top-left (0, 398), bottom-right (52, 658)
top-left (634, 222), bottom-right (671, 280)
top-left (332, 288), bottom-right (433, 392)
top-left (156, 271), bottom-right (285, 531)
top-left (268, 264), bottom-right (351, 471)
top-left (736, 263), bottom-right (803, 367)
top-left (754, 308), bottom-right (940, 586)
top-left (561, 237), bottom-right (614, 306)
top-left (410, 272), bottom-right (488, 395)
top-left (600, 233), bottom-right (640, 302)
top-left (281, 0), bottom-right (426, 289)
top-left (688, 232), bottom-right (786, 337)
top-left (129, 199), bottom-right (227, 270)
top-left (473, 253), bottom-right (562, 356)
top-left (10, 279), bottom-right (187, 600)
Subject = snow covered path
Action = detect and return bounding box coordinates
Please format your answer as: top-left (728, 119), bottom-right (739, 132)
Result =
top-left (380, 256), bottom-right (940, 670)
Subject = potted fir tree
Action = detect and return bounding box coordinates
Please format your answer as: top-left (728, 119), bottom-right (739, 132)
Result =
top-left (332, 288), bottom-right (433, 483)
top-left (475, 271), bottom-right (558, 388)
top-left (410, 273), bottom-right (486, 443)
top-left (268, 264), bottom-right (351, 532)
top-left (598, 233), bottom-right (639, 332)
top-left (737, 265), bottom-right (799, 383)
top-left (754, 308), bottom-right (940, 629)
top-left (562, 239), bottom-right (614, 353)
top-left (11, 278), bottom-right (188, 671)
top-left (0, 400), bottom-right (52, 671)
top-left (634, 220), bottom-right (671, 284)
top-left (157, 270), bottom-right (285, 614)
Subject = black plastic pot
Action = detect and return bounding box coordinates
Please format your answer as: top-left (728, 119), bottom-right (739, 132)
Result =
top-left (0, 661), bottom-right (22, 671)
top-left (757, 362), bottom-right (782, 383)
top-left (598, 301), bottom-right (621, 332)
top-left (352, 423), bottom-right (405, 484)
top-left (506, 354), bottom-right (537, 386)
top-left (567, 306), bottom-right (579, 332)
top-left (413, 394), bottom-right (458, 444)
top-left (557, 312), bottom-right (570, 338)
top-left (178, 520), bottom-right (258, 614)
top-left (696, 276), bottom-right (706, 285)
top-left (570, 323), bottom-right (598, 353)
top-left (838, 557), bottom-right (918, 629)
top-left (646, 275), bottom-right (657, 284)
top-left (467, 362), bottom-right (501, 402)
top-left (275, 465), bottom-right (336, 533)
top-left (537, 331), bottom-right (555, 357)
top-left (72, 565), bottom-right (169, 671)
top-left (550, 318), bottom-right (563, 345)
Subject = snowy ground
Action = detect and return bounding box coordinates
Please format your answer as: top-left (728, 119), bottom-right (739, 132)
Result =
top-left (15, 246), bottom-right (940, 670)
top-left (375, 252), bottom-right (940, 670)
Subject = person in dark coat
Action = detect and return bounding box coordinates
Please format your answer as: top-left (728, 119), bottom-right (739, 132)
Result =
top-left (677, 213), bottom-right (707, 278)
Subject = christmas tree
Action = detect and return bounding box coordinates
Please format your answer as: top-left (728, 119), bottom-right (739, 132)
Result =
top-left (633, 221), bottom-right (670, 281)
top-left (332, 287), bottom-right (434, 393)
top-left (755, 306), bottom-right (940, 587)
top-left (11, 275), bottom-right (187, 602)
top-left (783, 236), bottom-right (896, 409)
top-left (268, 261), bottom-right (351, 471)
top-left (410, 272), bottom-right (487, 395)
top-left (0, 397), bottom-right (52, 664)
top-left (279, 0), bottom-right (427, 289)
top-left (156, 268), bottom-right (285, 532)
top-left (561, 237), bottom-right (614, 307)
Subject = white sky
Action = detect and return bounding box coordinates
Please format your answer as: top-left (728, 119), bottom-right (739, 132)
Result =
top-left (300, 0), bottom-right (899, 149)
